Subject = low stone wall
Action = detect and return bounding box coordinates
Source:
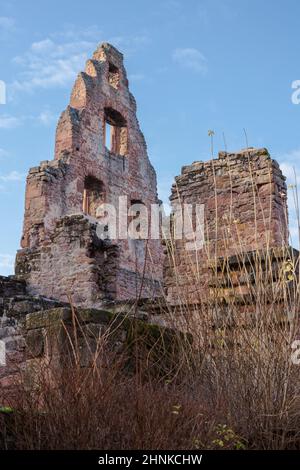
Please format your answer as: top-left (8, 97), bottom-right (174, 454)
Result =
top-left (0, 276), bottom-right (64, 399)
top-left (0, 282), bottom-right (189, 404)
top-left (23, 306), bottom-right (187, 379)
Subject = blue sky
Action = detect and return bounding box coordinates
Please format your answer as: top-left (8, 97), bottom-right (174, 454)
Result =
top-left (0, 0), bottom-right (300, 275)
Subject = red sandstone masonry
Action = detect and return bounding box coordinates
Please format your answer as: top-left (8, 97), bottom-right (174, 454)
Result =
top-left (15, 43), bottom-right (163, 306)
top-left (164, 148), bottom-right (289, 304)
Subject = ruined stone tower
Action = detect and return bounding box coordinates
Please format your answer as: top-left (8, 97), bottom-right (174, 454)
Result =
top-left (164, 148), bottom-right (290, 304)
top-left (15, 43), bottom-right (163, 307)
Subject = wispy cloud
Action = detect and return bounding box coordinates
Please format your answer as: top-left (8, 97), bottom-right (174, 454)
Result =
top-left (52, 24), bottom-right (103, 41)
top-left (162, 0), bottom-right (181, 9)
top-left (108, 34), bottom-right (150, 55)
top-left (172, 47), bottom-right (207, 73)
top-left (280, 162), bottom-right (298, 182)
top-left (10, 26), bottom-right (101, 93)
top-left (10, 27), bottom-right (150, 95)
top-left (0, 110), bottom-right (62, 129)
top-left (0, 114), bottom-right (21, 129)
top-left (278, 149), bottom-right (300, 247)
top-left (0, 148), bottom-right (9, 158)
top-left (0, 253), bottom-right (14, 270)
top-left (0, 170), bottom-right (25, 195)
top-left (0, 253), bottom-right (15, 275)
top-left (128, 73), bottom-right (145, 82)
top-left (11, 39), bottom-right (93, 92)
top-left (157, 174), bottom-right (175, 211)
top-left (38, 109), bottom-right (58, 126)
top-left (279, 149), bottom-right (300, 182)
top-left (0, 170), bottom-right (25, 182)
top-left (0, 16), bottom-right (15, 32)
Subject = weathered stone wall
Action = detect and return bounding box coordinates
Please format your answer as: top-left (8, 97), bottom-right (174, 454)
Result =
top-left (16, 43), bottom-right (163, 305)
top-left (16, 215), bottom-right (160, 306)
top-left (0, 292), bottom-right (186, 404)
top-left (207, 246), bottom-right (298, 306)
top-left (0, 273), bottom-right (163, 401)
top-left (0, 276), bottom-right (63, 397)
top-left (164, 148), bottom-right (289, 304)
top-left (23, 306), bottom-right (185, 378)
top-left (0, 276), bottom-right (26, 302)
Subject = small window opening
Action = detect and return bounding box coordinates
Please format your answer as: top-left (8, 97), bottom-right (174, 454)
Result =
top-left (129, 199), bottom-right (144, 234)
top-left (104, 107), bottom-right (127, 156)
top-left (105, 121), bottom-right (112, 151)
top-left (108, 63), bottom-right (120, 89)
top-left (83, 176), bottom-right (105, 219)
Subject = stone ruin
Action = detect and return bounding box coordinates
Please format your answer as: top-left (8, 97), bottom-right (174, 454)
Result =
top-left (0, 43), bottom-right (297, 398)
top-left (164, 147), bottom-right (295, 307)
top-left (0, 43), bottom-right (165, 397)
top-left (15, 42), bottom-right (163, 307)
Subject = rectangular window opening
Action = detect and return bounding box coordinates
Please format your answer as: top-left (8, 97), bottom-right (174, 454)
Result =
top-left (108, 63), bottom-right (120, 89)
top-left (105, 121), bottom-right (112, 151)
top-left (103, 108), bottom-right (128, 156)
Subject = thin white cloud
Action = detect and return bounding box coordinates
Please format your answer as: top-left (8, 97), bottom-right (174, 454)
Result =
top-left (280, 162), bottom-right (297, 182)
top-left (108, 34), bottom-right (150, 55)
top-left (128, 73), bottom-right (145, 82)
top-left (157, 174), bottom-right (174, 211)
top-left (162, 0), bottom-right (181, 9)
top-left (0, 16), bottom-right (15, 32)
top-left (279, 149), bottom-right (300, 183)
top-left (172, 47), bottom-right (207, 73)
top-left (0, 253), bottom-right (14, 270)
top-left (12, 45), bottom-right (91, 92)
top-left (0, 148), bottom-right (9, 158)
top-left (10, 27), bottom-right (150, 94)
top-left (11, 27), bottom-right (98, 93)
top-left (280, 148), bottom-right (300, 161)
top-left (0, 170), bottom-right (25, 182)
top-left (51, 25), bottom-right (103, 41)
top-left (278, 149), bottom-right (300, 248)
top-left (30, 38), bottom-right (55, 53)
top-left (0, 111), bottom-right (61, 129)
top-left (38, 110), bottom-right (57, 126)
top-left (0, 114), bottom-right (21, 129)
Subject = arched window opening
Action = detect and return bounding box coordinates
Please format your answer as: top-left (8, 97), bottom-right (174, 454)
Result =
top-left (83, 176), bottom-right (105, 219)
top-left (104, 107), bottom-right (127, 156)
